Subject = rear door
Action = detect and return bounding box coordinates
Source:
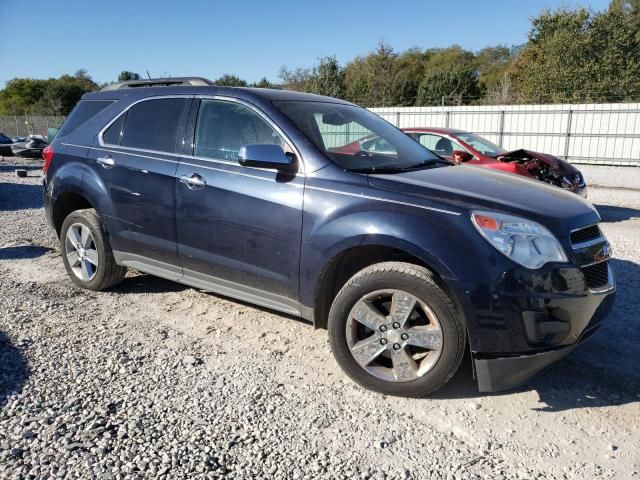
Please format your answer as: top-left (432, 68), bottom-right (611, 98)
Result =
top-left (175, 98), bottom-right (304, 313)
top-left (87, 96), bottom-right (191, 269)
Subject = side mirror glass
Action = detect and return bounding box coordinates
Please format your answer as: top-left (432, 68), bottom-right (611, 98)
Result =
top-left (452, 150), bottom-right (473, 163)
top-left (238, 144), bottom-right (295, 172)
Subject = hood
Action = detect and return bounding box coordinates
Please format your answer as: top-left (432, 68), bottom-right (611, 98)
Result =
top-left (499, 149), bottom-right (579, 176)
top-left (367, 165), bottom-right (598, 231)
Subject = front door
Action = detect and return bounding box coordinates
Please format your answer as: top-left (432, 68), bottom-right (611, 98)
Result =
top-left (175, 98), bottom-right (304, 313)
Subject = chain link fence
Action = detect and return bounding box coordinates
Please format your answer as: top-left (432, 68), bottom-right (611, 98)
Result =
top-left (0, 115), bottom-right (66, 138)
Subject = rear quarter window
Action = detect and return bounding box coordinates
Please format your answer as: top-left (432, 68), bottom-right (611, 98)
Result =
top-left (56, 100), bottom-right (114, 138)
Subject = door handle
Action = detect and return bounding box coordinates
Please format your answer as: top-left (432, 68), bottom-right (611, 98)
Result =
top-left (179, 173), bottom-right (206, 189)
top-left (97, 156), bottom-right (115, 168)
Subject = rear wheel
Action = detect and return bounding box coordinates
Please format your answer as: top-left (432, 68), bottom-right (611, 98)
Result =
top-left (328, 262), bottom-right (466, 397)
top-left (60, 209), bottom-right (126, 290)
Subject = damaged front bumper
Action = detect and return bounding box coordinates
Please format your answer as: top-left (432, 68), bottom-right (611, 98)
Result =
top-left (472, 278), bottom-right (615, 392)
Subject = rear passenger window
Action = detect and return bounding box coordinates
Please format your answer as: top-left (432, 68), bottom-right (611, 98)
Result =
top-left (194, 99), bottom-right (284, 161)
top-left (119, 98), bottom-right (188, 152)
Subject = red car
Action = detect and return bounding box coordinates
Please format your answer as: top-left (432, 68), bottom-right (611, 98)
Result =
top-left (330, 127), bottom-right (586, 196)
top-left (403, 128), bottom-right (586, 196)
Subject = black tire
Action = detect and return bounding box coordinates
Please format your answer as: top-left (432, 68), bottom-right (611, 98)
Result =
top-left (60, 208), bottom-right (126, 291)
top-left (328, 262), bottom-right (466, 397)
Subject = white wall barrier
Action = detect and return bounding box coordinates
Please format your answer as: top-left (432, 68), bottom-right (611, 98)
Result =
top-left (369, 103), bottom-right (640, 166)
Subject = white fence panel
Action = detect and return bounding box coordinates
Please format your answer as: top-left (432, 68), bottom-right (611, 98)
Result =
top-left (369, 103), bottom-right (640, 166)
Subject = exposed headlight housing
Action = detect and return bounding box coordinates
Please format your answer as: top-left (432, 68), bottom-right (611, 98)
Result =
top-left (471, 211), bottom-right (568, 269)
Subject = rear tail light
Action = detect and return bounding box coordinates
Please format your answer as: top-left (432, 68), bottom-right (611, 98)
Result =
top-left (42, 145), bottom-right (54, 175)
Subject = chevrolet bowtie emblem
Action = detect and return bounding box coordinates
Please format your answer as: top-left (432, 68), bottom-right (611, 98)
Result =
top-left (594, 242), bottom-right (612, 263)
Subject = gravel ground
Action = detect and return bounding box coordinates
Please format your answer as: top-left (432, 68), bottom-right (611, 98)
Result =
top-left (0, 160), bottom-right (639, 479)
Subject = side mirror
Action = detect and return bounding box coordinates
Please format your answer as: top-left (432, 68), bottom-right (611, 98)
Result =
top-left (238, 144), bottom-right (295, 172)
top-left (452, 150), bottom-right (473, 163)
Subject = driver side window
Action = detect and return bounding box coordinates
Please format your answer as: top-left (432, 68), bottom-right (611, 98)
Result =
top-left (194, 100), bottom-right (285, 161)
top-left (418, 134), bottom-right (464, 157)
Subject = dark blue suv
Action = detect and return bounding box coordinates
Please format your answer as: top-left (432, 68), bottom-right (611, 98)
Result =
top-left (43, 78), bottom-right (615, 396)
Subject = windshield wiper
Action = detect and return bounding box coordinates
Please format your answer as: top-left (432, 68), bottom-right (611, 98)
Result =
top-left (402, 158), bottom-right (452, 169)
top-left (351, 158), bottom-right (452, 174)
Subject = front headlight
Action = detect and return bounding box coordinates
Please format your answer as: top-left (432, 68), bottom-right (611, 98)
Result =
top-left (471, 211), bottom-right (568, 269)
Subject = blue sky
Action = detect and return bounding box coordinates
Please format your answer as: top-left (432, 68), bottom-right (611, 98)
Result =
top-left (0, 0), bottom-right (610, 87)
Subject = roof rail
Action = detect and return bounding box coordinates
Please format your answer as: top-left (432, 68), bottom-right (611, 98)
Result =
top-left (101, 77), bottom-right (215, 91)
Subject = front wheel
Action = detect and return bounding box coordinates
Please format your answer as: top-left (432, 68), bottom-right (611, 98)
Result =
top-left (328, 262), bottom-right (466, 397)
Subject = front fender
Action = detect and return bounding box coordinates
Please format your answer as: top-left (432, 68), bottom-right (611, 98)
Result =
top-left (299, 195), bottom-right (480, 308)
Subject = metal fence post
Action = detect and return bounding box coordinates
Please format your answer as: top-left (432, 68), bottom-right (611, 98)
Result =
top-left (15, 116), bottom-right (19, 137)
top-left (396, 111), bottom-right (401, 127)
top-left (445, 110), bottom-right (450, 128)
top-left (564, 109), bottom-right (573, 161)
top-left (0, 116), bottom-right (4, 133)
top-left (498, 110), bottom-right (505, 147)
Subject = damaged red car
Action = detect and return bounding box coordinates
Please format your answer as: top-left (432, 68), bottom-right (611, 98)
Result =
top-left (402, 128), bottom-right (587, 196)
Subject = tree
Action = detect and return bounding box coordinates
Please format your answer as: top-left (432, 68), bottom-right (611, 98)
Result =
top-left (213, 74), bottom-right (247, 87)
top-left (485, 73), bottom-right (516, 104)
top-left (306, 56), bottom-right (345, 98)
top-left (118, 71), bottom-right (141, 82)
top-left (39, 70), bottom-right (99, 114)
top-left (416, 46), bottom-right (481, 105)
top-left (0, 70), bottom-right (97, 115)
top-left (252, 77), bottom-right (274, 88)
top-left (0, 78), bottom-right (49, 114)
top-left (611, 0), bottom-right (640, 40)
top-left (392, 48), bottom-right (427, 106)
top-left (279, 66), bottom-right (312, 91)
top-left (344, 42), bottom-right (401, 106)
top-left (417, 67), bottom-right (481, 106)
top-left (475, 46), bottom-right (515, 95)
top-left (510, 4), bottom-right (640, 103)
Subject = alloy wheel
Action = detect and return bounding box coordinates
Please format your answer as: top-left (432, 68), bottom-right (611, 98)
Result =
top-left (346, 289), bottom-right (443, 383)
top-left (64, 223), bottom-right (99, 281)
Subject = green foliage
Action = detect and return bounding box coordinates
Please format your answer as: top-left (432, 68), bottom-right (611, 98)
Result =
top-left (278, 66), bottom-right (313, 91)
top-left (213, 74), bottom-right (248, 87)
top-left (252, 77), bottom-right (274, 88)
top-left (510, 4), bottom-right (640, 103)
top-left (0, 70), bottom-right (98, 115)
top-left (475, 46), bottom-right (513, 94)
top-left (417, 67), bottom-right (481, 106)
top-left (416, 46), bottom-right (481, 105)
top-left (344, 42), bottom-right (401, 106)
top-left (306, 56), bottom-right (345, 98)
top-left (118, 71), bottom-right (141, 82)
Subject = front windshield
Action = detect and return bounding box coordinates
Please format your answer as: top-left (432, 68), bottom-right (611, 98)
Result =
top-left (455, 133), bottom-right (507, 157)
top-left (274, 100), bottom-right (448, 173)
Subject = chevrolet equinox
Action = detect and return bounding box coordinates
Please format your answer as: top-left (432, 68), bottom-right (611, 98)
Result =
top-left (43, 77), bottom-right (616, 396)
